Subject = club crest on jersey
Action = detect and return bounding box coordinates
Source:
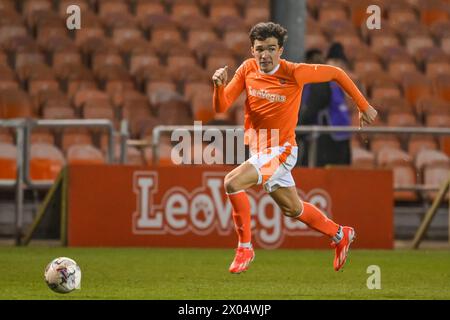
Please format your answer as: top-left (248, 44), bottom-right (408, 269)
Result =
top-left (248, 86), bottom-right (287, 103)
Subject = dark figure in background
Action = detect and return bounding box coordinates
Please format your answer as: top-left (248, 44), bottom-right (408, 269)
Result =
top-left (297, 44), bottom-right (352, 167)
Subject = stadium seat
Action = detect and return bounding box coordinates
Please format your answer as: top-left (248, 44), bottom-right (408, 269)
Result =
top-left (61, 130), bottom-right (94, 153)
top-left (441, 36), bottom-right (450, 54)
top-left (205, 54), bottom-right (238, 76)
top-left (112, 27), bottom-right (143, 48)
top-left (73, 89), bottom-right (110, 110)
top-left (0, 89), bottom-right (33, 119)
top-left (415, 148), bottom-right (450, 199)
top-left (349, 0), bottom-right (374, 27)
top-left (351, 146), bottom-right (375, 169)
top-left (0, 142), bottom-right (17, 180)
top-left (402, 72), bottom-right (433, 105)
top-left (425, 59), bottom-right (450, 79)
top-left (387, 110), bottom-right (418, 127)
top-left (67, 144), bottom-right (105, 165)
top-left (157, 98), bottom-right (193, 125)
top-left (0, 129), bottom-right (13, 144)
top-left (223, 29), bottom-right (250, 57)
top-left (376, 146), bottom-right (418, 201)
top-left (209, 4), bottom-right (239, 24)
top-left (191, 90), bottom-right (215, 123)
top-left (415, 96), bottom-right (450, 119)
top-left (135, 0), bottom-right (165, 18)
top-left (419, 0), bottom-right (449, 26)
top-left (370, 134), bottom-right (401, 154)
top-left (42, 106), bottom-right (76, 119)
top-left (187, 29), bottom-right (219, 50)
top-left (151, 25), bottom-right (182, 48)
top-left (58, 0), bottom-right (89, 17)
top-left (405, 35), bottom-right (435, 56)
top-left (387, 61), bottom-right (418, 82)
top-left (244, 5), bottom-right (270, 26)
top-left (305, 31), bottom-right (328, 52)
top-left (171, 2), bottom-right (203, 21)
top-left (426, 113), bottom-right (450, 127)
top-left (29, 142), bottom-right (65, 181)
top-left (433, 74), bottom-right (450, 102)
top-left (166, 53), bottom-right (198, 75)
top-left (407, 134), bottom-right (438, 157)
top-left (183, 81), bottom-right (212, 102)
top-left (30, 131), bottom-right (55, 145)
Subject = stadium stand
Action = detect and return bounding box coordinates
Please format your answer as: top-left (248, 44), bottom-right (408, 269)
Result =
top-left (0, 0), bottom-right (448, 203)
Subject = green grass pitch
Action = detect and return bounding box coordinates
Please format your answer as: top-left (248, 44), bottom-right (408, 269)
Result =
top-left (1, 247), bottom-right (449, 300)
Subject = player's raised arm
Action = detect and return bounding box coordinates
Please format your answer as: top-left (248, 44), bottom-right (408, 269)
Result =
top-left (212, 64), bottom-right (245, 113)
top-left (294, 64), bottom-right (377, 125)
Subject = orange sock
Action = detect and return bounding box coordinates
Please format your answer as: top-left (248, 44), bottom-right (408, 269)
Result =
top-left (296, 202), bottom-right (340, 238)
top-left (228, 191), bottom-right (252, 244)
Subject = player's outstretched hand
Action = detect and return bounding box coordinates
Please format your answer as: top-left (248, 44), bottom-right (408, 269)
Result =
top-left (212, 66), bottom-right (228, 86)
top-left (359, 105), bottom-right (378, 128)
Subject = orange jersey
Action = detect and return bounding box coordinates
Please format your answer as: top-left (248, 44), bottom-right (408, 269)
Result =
top-left (213, 58), bottom-right (369, 148)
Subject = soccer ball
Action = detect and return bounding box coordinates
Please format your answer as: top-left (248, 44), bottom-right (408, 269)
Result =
top-left (44, 257), bottom-right (81, 294)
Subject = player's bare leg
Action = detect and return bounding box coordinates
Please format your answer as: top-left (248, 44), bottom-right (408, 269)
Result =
top-left (224, 162), bottom-right (258, 274)
top-left (270, 186), bottom-right (356, 271)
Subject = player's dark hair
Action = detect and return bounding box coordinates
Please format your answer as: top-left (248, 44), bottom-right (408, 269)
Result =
top-left (249, 22), bottom-right (288, 47)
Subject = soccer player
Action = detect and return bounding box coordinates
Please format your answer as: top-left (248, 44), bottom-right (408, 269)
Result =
top-left (212, 22), bottom-right (378, 274)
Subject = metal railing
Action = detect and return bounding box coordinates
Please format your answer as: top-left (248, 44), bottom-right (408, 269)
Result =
top-left (150, 125), bottom-right (450, 167)
top-left (0, 119), bottom-right (120, 244)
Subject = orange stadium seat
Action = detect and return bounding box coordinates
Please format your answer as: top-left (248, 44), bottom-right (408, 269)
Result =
top-left (42, 105), bottom-right (76, 120)
top-left (388, 61), bottom-right (418, 82)
top-left (58, 0), bottom-right (89, 17)
top-left (112, 27), bottom-right (144, 47)
top-left (73, 89), bottom-right (110, 109)
top-left (376, 146), bottom-right (418, 201)
top-left (98, 0), bottom-right (130, 17)
top-left (205, 54), bottom-right (238, 76)
top-left (407, 134), bottom-right (438, 157)
top-left (166, 53), bottom-right (199, 74)
top-left (244, 6), bottom-right (270, 26)
top-left (402, 72), bottom-right (433, 105)
top-left (0, 89), bottom-right (33, 119)
top-left (0, 142), bottom-right (17, 180)
top-left (61, 130), bottom-right (93, 153)
top-left (23, 0), bottom-right (52, 26)
top-left (157, 98), bottom-right (193, 125)
top-left (135, 0), bottom-right (165, 18)
top-left (387, 110), bottom-right (418, 127)
top-left (370, 134), bottom-right (401, 154)
top-left (171, 2), bottom-right (203, 21)
top-left (191, 90), bottom-right (215, 123)
top-left (433, 74), bottom-right (450, 102)
top-left (183, 81), bottom-right (212, 102)
top-left (419, 0), bottom-right (449, 26)
top-left (151, 26), bottom-right (182, 48)
top-left (187, 29), bottom-right (219, 50)
top-left (351, 147), bottom-right (375, 169)
top-left (67, 144), bottom-right (105, 165)
top-left (426, 113), bottom-right (450, 127)
top-left (349, 0), bottom-right (373, 27)
top-left (415, 96), bottom-right (450, 118)
top-left (0, 129), bottom-right (13, 144)
top-left (405, 35), bottom-right (435, 56)
top-left (305, 30), bottom-right (328, 52)
top-left (30, 131), bottom-right (55, 145)
top-left (318, 3), bottom-right (348, 24)
top-left (415, 148), bottom-right (450, 199)
top-left (75, 26), bottom-right (105, 48)
top-left (425, 59), bottom-right (450, 79)
top-left (441, 36), bottom-right (450, 54)
top-left (29, 142), bottom-right (65, 181)
top-left (209, 4), bottom-right (239, 24)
